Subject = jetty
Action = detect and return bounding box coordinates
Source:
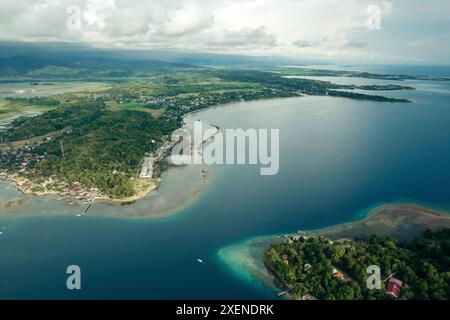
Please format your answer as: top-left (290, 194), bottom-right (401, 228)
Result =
top-left (79, 199), bottom-right (95, 216)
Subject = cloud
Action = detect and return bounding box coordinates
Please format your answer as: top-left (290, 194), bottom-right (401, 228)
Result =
top-left (161, 2), bottom-right (214, 36)
top-left (344, 39), bottom-right (368, 49)
top-left (206, 26), bottom-right (276, 48)
top-left (294, 40), bottom-right (318, 48)
top-left (0, 0), bottom-right (448, 63)
top-left (294, 36), bottom-right (367, 49)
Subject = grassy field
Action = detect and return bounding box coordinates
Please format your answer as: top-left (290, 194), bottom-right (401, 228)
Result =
top-left (0, 101), bottom-right (60, 121)
top-left (0, 81), bottom-right (111, 99)
top-left (0, 100), bottom-right (13, 120)
top-left (0, 81), bottom-right (113, 122)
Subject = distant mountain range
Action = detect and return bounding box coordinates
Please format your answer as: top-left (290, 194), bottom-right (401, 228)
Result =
top-left (0, 55), bottom-right (196, 76)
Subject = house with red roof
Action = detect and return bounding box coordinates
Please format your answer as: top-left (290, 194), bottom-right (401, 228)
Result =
top-left (386, 277), bottom-right (403, 298)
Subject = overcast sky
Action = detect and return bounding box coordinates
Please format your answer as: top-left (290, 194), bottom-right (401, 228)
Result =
top-left (1, 0), bottom-right (450, 64)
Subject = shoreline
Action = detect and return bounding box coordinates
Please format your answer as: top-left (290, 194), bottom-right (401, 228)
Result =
top-left (0, 170), bottom-right (160, 205)
top-left (218, 203), bottom-right (450, 299)
top-left (179, 95), bottom-right (309, 126)
top-left (1, 93), bottom-right (384, 212)
top-left (0, 118), bottom-right (221, 209)
top-left (0, 163), bottom-right (211, 220)
top-left (0, 115), bottom-right (221, 217)
top-left (0, 92), bottom-right (433, 219)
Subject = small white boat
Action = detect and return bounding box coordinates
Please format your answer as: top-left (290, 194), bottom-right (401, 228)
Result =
top-left (197, 258), bottom-right (205, 264)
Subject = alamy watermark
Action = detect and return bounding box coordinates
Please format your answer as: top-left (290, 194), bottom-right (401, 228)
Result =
top-left (367, 5), bottom-right (382, 30)
top-left (66, 2), bottom-right (113, 31)
top-left (67, 5), bottom-right (82, 30)
top-left (367, 265), bottom-right (381, 290)
top-left (66, 265), bottom-right (81, 290)
top-left (171, 121), bottom-right (279, 176)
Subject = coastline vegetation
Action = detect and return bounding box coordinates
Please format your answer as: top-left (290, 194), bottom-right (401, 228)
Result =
top-left (265, 229), bottom-right (450, 300)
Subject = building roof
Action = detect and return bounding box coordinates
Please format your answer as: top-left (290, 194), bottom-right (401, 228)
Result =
top-left (388, 277), bottom-right (403, 286)
top-left (386, 277), bottom-right (403, 298)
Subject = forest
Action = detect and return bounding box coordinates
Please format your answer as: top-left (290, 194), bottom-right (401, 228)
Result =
top-left (265, 229), bottom-right (450, 300)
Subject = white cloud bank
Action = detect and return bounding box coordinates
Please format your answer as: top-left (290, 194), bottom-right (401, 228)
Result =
top-left (0, 0), bottom-right (449, 63)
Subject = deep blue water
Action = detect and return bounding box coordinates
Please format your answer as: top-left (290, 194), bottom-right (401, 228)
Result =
top-left (0, 67), bottom-right (449, 299)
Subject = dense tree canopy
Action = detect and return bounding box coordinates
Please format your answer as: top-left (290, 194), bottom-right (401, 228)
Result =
top-left (265, 229), bottom-right (450, 300)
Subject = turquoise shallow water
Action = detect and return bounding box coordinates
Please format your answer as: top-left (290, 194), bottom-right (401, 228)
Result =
top-left (0, 69), bottom-right (449, 299)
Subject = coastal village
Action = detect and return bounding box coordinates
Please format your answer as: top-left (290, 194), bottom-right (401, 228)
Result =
top-left (139, 140), bottom-right (173, 179)
top-left (0, 131), bottom-right (174, 204)
top-left (0, 138), bottom-right (107, 202)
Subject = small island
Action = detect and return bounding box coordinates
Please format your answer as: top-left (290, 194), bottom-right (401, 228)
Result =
top-left (220, 204), bottom-right (450, 300)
